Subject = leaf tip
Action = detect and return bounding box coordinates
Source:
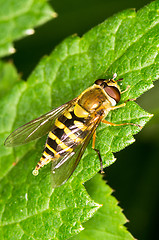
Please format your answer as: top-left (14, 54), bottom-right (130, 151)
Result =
top-left (25, 29), bottom-right (35, 36)
top-left (149, 83), bottom-right (154, 89)
top-left (94, 202), bottom-right (103, 210)
top-left (52, 12), bottom-right (58, 18)
top-left (128, 138), bottom-right (135, 144)
top-left (111, 188), bottom-right (116, 194)
top-left (149, 113), bottom-right (154, 118)
top-left (79, 225), bottom-right (85, 231)
top-left (9, 47), bottom-right (16, 54)
top-left (125, 217), bottom-right (130, 223)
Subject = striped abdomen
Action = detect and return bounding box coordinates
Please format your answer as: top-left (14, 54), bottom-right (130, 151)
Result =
top-left (33, 107), bottom-right (89, 173)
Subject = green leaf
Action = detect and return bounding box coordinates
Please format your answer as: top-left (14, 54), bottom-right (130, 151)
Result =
top-left (72, 174), bottom-right (134, 240)
top-left (0, 61), bottom-right (20, 98)
top-left (0, 1), bottom-right (158, 239)
top-left (0, 0), bottom-right (57, 57)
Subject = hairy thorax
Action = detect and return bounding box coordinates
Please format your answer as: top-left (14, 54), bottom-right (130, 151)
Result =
top-left (78, 85), bottom-right (110, 113)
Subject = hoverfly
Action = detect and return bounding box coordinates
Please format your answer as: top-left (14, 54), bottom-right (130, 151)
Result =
top-left (4, 75), bottom-right (140, 188)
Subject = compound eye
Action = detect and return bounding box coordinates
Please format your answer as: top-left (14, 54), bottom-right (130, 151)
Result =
top-left (105, 86), bottom-right (121, 103)
top-left (94, 79), bottom-right (104, 85)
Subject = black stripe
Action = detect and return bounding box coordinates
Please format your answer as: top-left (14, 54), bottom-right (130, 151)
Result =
top-left (72, 111), bottom-right (87, 123)
top-left (66, 111), bottom-right (87, 139)
top-left (58, 111), bottom-right (87, 140)
top-left (48, 128), bottom-right (74, 151)
top-left (46, 135), bottom-right (69, 157)
top-left (67, 111), bottom-right (86, 126)
top-left (58, 111), bottom-right (86, 128)
top-left (58, 114), bottom-right (67, 124)
top-left (47, 135), bottom-right (66, 153)
top-left (53, 127), bottom-right (64, 140)
top-left (47, 137), bottom-right (58, 150)
top-left (45, 146), bottom-right (55, 156)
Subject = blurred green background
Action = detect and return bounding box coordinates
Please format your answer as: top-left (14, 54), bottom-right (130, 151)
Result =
top-left (4, 0), bottom-right (159, 239)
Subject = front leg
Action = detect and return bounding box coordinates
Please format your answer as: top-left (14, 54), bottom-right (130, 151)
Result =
top-left (105, 101), bottom-right (142, 129)
top-left (102, 119), bottom-right (142, 128)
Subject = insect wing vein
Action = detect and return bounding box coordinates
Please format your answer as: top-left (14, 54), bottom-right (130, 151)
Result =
top-left (4, 98), bottom-right (77, 147)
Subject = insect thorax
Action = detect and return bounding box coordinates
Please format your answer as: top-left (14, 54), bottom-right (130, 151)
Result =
top-left (78, 85), bottom-right (111, 114)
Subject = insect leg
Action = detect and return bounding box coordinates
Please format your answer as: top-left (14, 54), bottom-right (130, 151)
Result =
top-left (107, 99), bottom-right (142, 128)
top-left (102, 119), bottom-right (142, 129)
top-left (121, 85), bottom-right (130, 94)
top-left (109, 98), bottom-right (138, 110)
top-left (92, 131), bottom-right (104, 174)
top-left (109, 103), bottom-right (126, 110)
top-left (92, 130), bottom-right (96, 149)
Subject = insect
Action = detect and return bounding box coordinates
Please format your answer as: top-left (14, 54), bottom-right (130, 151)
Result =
top-left (4, 75), bottom-right (141, 188)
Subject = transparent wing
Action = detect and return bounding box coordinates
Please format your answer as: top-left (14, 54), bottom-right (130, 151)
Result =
top-left (51, 116), bottom-right (101, 188)
top-left (4, 99), bottom-right (77, 147)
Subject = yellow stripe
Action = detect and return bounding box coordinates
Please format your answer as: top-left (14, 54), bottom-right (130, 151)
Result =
top-left (44, 158), bottom-right (51, 164)
top-left (40, 156), bottom-right (51, 164)
top-left (74, 120), bottom-right (87, 131)
top-left (43, 151), bottom-right (50, 158)
top-left (55, 137), bottom-right (73, 152)
top-left (64, 126), bottom-right (82, 142)
top-left (64, 111), bottom-right (72, 119)
top-left (46, 144), bottom-right (60, 157)
top-left (55, 119), bottom-right (65, 129)
top-left (48, 131), bottom-right (56, 140)
top-left (74, 103), bottom-right (89, 118)
top-left (48, 128), bottom-right (73, 152)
